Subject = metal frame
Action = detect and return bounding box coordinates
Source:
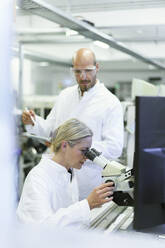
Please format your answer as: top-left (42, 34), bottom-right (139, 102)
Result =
top-left (19, 0), bottom-right (165, 70)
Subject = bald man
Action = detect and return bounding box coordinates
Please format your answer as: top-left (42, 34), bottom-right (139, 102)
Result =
top-left (22, 48), bottom-right (124, 200)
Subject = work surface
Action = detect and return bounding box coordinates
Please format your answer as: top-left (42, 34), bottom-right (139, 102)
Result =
top-left (90, 201), bottom-right (165, 237)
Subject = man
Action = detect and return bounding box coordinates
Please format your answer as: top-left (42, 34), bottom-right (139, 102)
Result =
top-left (22, 48), bottom-right (124, 200)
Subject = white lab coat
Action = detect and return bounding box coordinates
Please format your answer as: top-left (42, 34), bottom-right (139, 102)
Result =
top-left (26, 81), bottom-right (124, 199)
top-left (17, 154), bottom-right (90, 228)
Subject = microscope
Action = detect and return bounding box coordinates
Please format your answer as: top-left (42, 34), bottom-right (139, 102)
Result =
top-left (84, 148), bottom-right (134, 206)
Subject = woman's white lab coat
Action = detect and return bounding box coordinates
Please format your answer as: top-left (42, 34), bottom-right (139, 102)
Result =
top-left (17, 155), bottom-right (90, 228)
top-left (26, 81), bottom-right (124, 199)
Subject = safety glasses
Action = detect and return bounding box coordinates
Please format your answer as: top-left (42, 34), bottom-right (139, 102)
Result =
top-left (71, 66), bottom-right (96, 76)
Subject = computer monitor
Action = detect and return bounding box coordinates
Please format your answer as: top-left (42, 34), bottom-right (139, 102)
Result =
top-left (133, 96), bottom-right (165, 232)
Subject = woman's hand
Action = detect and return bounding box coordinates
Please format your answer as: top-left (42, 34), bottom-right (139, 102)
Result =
top-left (87, 182), bottom-right (114, 209)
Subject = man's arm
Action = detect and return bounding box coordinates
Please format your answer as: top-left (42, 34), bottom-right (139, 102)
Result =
top-left (22, 102), bottom-right (57, 138)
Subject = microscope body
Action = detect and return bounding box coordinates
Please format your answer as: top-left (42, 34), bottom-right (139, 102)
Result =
top-left (84, 148), bottom-right (134, 206)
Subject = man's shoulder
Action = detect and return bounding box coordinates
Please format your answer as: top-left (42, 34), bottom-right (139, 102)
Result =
top-left (99, 83), bottom-right (121, 104)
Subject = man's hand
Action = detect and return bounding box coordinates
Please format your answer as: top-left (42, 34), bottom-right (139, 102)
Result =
top-left (87, 182), bottom-right (114, 210)
top-left (22, 109), bottom-right (36, 126)
top-left (44, 141), bottom-right (51, 147)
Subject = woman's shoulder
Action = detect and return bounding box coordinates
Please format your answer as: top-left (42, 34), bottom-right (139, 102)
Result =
top-left (24, 156), bottom-right (52, 184)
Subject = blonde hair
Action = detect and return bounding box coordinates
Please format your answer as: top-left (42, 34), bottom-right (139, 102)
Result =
top-left (51, 118), bottom-right (93, 153)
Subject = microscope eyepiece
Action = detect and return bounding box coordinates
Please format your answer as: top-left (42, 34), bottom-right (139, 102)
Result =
top-left (83, 148), bottom-right (97, 161)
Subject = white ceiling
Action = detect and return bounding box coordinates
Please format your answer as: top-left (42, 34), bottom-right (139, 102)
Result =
top-left (25, 0), bottom-right (165, 13)
top-left (15, 0), bottom-right (165, 70)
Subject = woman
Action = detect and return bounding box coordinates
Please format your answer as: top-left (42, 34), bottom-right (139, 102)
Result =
top-left (17, 118), bottom-right (114, 228)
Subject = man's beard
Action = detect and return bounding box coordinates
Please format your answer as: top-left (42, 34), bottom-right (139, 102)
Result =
top-left (79, 80), bottom-right (92, 92)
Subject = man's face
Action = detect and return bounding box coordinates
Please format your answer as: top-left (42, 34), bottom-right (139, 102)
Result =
top-left (73, 57), bottom-right (99, 94)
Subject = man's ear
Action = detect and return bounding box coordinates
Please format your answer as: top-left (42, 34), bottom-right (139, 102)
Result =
top-left (96, 63), bottom-right (99, 72)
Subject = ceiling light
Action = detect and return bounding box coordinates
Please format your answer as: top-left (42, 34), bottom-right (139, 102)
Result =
top-left (65, 29), bottom-right (79, 36)
top-left (93, 40), bottom-right (109, 49)
top-left (148, 65), bottom-right (155, 70)
top-left (39, 62), bottom-right (49, 67)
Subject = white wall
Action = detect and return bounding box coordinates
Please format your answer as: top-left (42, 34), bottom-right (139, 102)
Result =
top-left (31, 63), bottom-right (74, 95)
top-left (12, 58), bottom-right (33, 95)
top-left (11, 55), bottom-right (165, 100)
top-left (28, 61), bottom-right (165, 99)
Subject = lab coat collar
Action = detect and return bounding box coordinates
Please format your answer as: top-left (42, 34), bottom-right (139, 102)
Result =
top-left (41, 154), bottom-right (69, 175)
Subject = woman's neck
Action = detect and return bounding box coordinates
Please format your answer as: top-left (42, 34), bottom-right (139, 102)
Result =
top-left (52, 153), bottom-right (70, 170)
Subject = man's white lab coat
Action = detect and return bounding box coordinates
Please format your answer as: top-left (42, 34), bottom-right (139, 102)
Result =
top-left (26, 81), bottom-right (124, 199)
top-left (17, 155), bottom-right (90, 228)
